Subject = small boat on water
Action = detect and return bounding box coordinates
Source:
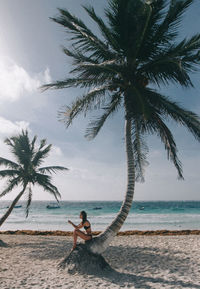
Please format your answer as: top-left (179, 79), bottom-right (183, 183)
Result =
top-left (93, 207), bottom-right (102, 210)
top-left (6, 205), bottom-right (22, 209)
top-left (46, 203), bottom-right (60, 209)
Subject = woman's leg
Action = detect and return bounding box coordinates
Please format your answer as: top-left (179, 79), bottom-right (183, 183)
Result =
top-left (73, 229), bottom-right (78, 249)
top-left (72, 228), bottom-right (92, 249)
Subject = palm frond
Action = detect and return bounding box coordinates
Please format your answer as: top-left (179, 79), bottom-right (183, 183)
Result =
top-left (62, 46), bottom-right (99, 65)
top-left (152, 0), bottom-right (193, 45)
top-left (31, 135), bottom-right (37, 152)
top-left (142, 88), bottom-right (200, 141)
top-left (0, 169), bottom-right (19, 178)
top-left (85, 92), bottom-right (122, 140)
top-left (0, 177), bottom-right (21, 198)
top-left (0, 157), bottom-right (20, 170)
top-left (41, 77), bottom-right (107, 91)
top-left (4, 130), bottom-right (33, 169)
top-left (133, 2), bottom-right (153, 61)
top-left (141, 34), bottom-right (200, 82)
top-left (38, 166), bottom-right (68, 174)
top-left (83, 5), bottom-right (120, 52)
top-left (158, 98), bottom-right (200, 141)
top-left (143, 112), bottom-right (183, 179)
top-left (105, 0), bottom-right (149, 54)
top-left (42, 184), bottom-right (61, 202)
top-left (139, 51), bottom-right (193, 87)
top-left (137, 0), bottom-right (167, 61)
top-left (51, 8), bottom-right (116, 61)
top-left (35, 173), bottom-right (61, 202)
top-left (38, 139), bottom-right (47, 150)
top-left (32, 144), bottom-right (52, 168)
top-left (129, 86), bottom-right (153, 118)
top-left (59, 86), bottom-right (110, 127)
top-left (72, 60), bottom-right (122, 82)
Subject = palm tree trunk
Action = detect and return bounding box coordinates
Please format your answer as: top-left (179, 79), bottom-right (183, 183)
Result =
top-left (0, 185), bottom-right (27, 227)
top-left (88, 118), bottom-right (135, 254)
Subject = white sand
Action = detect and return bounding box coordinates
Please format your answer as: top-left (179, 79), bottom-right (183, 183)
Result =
top-left (0, 234), bottom-right (200, 289)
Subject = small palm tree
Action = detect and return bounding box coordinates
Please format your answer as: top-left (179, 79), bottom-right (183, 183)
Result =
top-left (0, 130), bottom-right (68, 227)
top-left (43, 0), bottom-right (200, 256)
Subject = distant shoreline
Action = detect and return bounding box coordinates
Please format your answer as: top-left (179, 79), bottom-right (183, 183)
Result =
top-left (0, 229), bottom-right (200, 236)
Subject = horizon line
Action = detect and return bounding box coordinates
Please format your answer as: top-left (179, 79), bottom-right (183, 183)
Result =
top-left (1, 199), bottom-right (200, 202)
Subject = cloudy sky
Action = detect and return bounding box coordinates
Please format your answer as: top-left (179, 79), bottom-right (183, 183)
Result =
top-left (0, 0), bottom-right (200, 201)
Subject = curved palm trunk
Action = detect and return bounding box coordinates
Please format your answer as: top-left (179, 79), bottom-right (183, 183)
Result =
top-left (89, 118), bottom-right (135, 254)
top-left (0, 185), bottom-right (27, 227)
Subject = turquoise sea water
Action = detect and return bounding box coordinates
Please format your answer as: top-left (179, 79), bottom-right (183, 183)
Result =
top-left (0, 200), bottom-right (200, 231)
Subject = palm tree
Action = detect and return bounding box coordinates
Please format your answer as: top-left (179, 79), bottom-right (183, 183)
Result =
top-left (43, 0), bottom-right (200, 255)
top-left (0, 130), bottom-right (68, 227)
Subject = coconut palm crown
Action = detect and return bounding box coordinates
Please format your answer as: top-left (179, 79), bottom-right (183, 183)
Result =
top-left (0, 130), bottom-right (68, 226)
top-left (43, 0), bottom-right (200, 253)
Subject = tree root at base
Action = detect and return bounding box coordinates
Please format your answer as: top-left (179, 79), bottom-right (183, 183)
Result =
top-left (58, 243), bottom-right (112, 275)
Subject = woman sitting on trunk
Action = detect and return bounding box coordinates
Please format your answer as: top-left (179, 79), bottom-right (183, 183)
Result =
top-left (68, 210), bottom-right (92, 250)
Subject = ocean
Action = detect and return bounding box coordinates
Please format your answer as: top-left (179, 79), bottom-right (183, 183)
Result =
top-left (0, 200), bottom-right (200, 231)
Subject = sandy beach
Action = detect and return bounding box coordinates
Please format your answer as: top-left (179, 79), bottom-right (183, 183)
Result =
top-left (0, 233), bottom-right (200, 289)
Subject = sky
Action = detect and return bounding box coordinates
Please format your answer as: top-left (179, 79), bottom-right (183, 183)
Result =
top-left (0, 0), bottom-right (200, 201)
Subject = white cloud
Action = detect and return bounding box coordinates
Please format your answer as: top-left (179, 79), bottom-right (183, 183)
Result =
top-left (0, 116), bottom-right (30, 135)
top-left (50, 145), bottom-right (63, 157)
top-left (0, 56), bottom-right (51, 102)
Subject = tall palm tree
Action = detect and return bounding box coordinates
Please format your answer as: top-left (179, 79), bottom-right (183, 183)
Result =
top-left (0, 130), bottom-right (68, 227)
top-left (43, 0), bottom-right (200, 254)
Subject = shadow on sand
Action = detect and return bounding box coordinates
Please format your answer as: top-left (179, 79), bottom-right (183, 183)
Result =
top-left (15, 237), bottom-right (199, 289)
top-left (0, 239), bottom-right (9, 247)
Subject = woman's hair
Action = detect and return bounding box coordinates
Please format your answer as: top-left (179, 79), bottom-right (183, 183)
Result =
top-left (80, 210), bottom-right (87, 224)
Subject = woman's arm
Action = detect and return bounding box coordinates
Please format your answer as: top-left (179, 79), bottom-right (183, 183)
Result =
top-left (68, 220), bottom-right (83, 229)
